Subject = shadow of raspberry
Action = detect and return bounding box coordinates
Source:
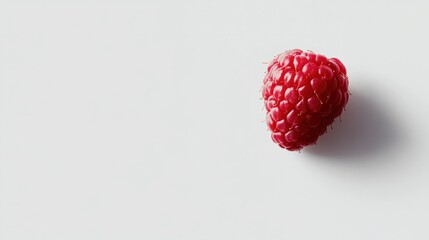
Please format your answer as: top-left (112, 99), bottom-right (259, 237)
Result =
top-left (305, 89), bottom-right (402, 160)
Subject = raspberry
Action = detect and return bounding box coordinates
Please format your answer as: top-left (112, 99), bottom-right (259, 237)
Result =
top-left (262, 49), bottom-right (349, 151)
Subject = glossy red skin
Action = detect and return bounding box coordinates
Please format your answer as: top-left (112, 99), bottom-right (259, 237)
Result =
top-left (262, 49), bottom-right (349, 151)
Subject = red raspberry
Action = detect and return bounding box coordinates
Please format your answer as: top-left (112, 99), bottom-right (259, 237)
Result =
top-left (262, 49), bottom-right (349, 151)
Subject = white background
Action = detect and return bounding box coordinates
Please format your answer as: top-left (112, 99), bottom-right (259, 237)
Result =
top-left (1, 0), bottom-right (429, 239)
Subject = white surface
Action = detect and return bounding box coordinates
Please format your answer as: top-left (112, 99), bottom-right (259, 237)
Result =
top-left (1, 0), bottom-right (429, 239)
